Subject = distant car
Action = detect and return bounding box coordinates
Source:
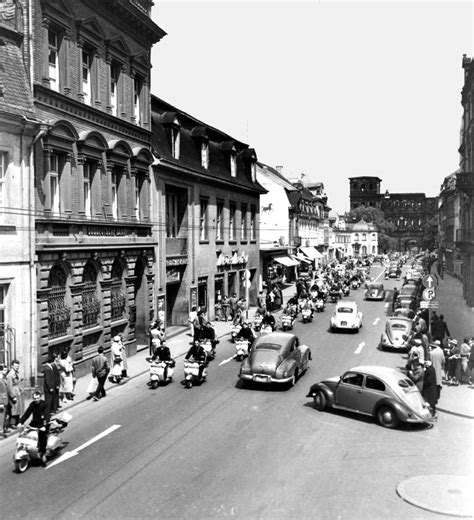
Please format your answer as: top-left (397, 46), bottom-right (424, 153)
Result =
top-left (387, 266), bottom-right (399, 279)
top-left (380, 317), bottom-right (414, 350)
top-left (238, 332), bottom-right (311, 386)
top-left (306, 366), bottom-right (433, 429)
top-left (364, 283), bottom-right (386, 301)
top-left (330, 301), bottom-right (363, 332)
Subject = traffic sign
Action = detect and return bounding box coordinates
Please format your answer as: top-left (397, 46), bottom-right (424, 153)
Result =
top-left (422, 274), bottom-right (438, 289)
top-left (422, 288), bottom-right (437, 301)
top-left (420, 301), bottom-right (440, 308)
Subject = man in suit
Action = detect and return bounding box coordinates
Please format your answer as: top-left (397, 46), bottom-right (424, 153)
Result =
top-left (43, 358), bottom-right (56, 415)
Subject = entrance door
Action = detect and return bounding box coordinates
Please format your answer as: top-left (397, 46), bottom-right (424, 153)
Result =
top-left (166, 283), bottom-right (179, 327)
top-left (134, 256), bottom-right (149, 346)
top-left (198, 280), bottom-right (208, 314)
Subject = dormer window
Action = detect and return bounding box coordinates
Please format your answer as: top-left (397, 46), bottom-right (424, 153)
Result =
top-left (230, 152), bottom-right (237, 177)
top-left (241, 148), bottom-right (257, 182)
top-left (221, 141), bottom-right (237, 177)
top-left (161, 112), bottom-right (181, 160)
top-left (201, 142), bottom-right (209, 169)
top-left (170, 126), bottom-right (180, 159)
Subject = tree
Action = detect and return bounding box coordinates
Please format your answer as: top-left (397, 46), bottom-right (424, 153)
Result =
top-left (346, 207), bottom-right (397, 253)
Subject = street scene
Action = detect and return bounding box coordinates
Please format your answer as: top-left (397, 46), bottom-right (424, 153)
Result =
top-left (0, 1), bottom-right (473, 519)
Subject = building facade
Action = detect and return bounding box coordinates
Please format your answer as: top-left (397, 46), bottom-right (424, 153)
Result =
top-left (151, 96), bottom-right (265, 324)
top-left (455, 55), bottom-right (474, 306)
top-left (28, 0), bottom-right (164, 379)
top-left (333, 218), bottom-right (378, 258)
top-left (350, 176), bottom-right (438, 252)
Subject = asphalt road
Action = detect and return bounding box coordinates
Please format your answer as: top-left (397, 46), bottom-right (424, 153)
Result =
top-left (0, 265), bottom-right (471, 520)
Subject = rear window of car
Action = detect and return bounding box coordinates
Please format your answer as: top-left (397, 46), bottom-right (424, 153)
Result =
top-left (337, 307), bottom-right (354, 313)
top-left (255, 343), bottom-right (281, 351)
top-left (398, 378), bottom-right (415, 389)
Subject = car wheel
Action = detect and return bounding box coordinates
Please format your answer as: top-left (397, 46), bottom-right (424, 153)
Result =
top-left (313, 390), bottom-right (327, 411)
top-left (376, 405), bottom-right (400, 429)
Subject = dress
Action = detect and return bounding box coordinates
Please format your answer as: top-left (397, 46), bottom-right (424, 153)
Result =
top-left (59, 356), bottom-right (74, 394)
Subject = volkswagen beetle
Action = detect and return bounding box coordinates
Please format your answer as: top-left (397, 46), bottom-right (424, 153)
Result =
top-left (239, 332), bottom-right (311, 386)
top-left (330, 301), bottom-right (363, 332)
top-left (306, 366), bottom-right (433, 428)
top-left (380, 317), bottom-right (414, 350)
top-left (364, 283), bottom-right (386, 301)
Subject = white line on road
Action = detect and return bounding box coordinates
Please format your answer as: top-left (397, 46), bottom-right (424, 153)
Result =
top-left (219, 355), bottom-right (236, 366)
top-left (373, 269), bottom-right (386, 283)
top-left (354, 342), bottom-right (365, 354)
top-left (46, 424), bottom-right (121, 469)
top-left (373, 318), bottom-right (380, 325)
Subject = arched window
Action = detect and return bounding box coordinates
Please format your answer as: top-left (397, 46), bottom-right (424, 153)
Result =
top-left (82, 259), bottom-right (101, 328)
top-left (354, 233), bottom-right (359, 241)
top-left (361, 245), bottom-right (367, 255)
top-left (47, 263), bottom-right (71, 339)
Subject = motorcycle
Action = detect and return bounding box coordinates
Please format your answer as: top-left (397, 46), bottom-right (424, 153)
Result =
top-left (147, 359), bottom-right (175, 389)
top-left (231, 324), bottom-right (242, 342)
top-left (14, 412), bottom-right (71, 473)
top-left (183, 360), bottom-right (207, 388)
top-left (313, 298), bottom-right (325, 312)
top-left (200, 339), bottom-right (216, 361)
top-left (301, 308), bottom-right (313, 323)
top-left (280, 314), bottom-right (295, 331)
top-left (235, 338), bottom-right (250, 361)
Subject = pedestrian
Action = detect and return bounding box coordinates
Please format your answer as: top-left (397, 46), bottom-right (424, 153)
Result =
top-left (229, 293), bottom-right (238, 319)
top-left (429, 340), bottom-right (445, 399)
top-left (52, 355), bottom-right (62, 412)
top-left (58, 348), bottom-right (74, 403)
top-left (407, 354), bottom-right (424, 392)
top-left (118, 334), bottom-right (128, 378)
top-left (188, 306), bottom-right (197, 338)
top-left (447, 338), bottom-right (461, 386)
top-left (392, 287), bottom-right (399, 312)
top-left (221, 295), bottom-right (230, 322)
top-left (149, 321), bottom-right (165, 355)
top-left (42, 357), bottom-right (56, 415)
top-left (91, 346), bottom-right (110, 401)
top-left (5, 359), bottom-right (25, 429)
top-left (460, 337), bottom-right (471, 384)
top-left (408, 339), bottom-right (425, 366)
top-left (110, 336), bottom-right (123, 384)
top-left (257, 291), bottom-right (266, 314)
top-left (0, 364), bottom-right (10, 435)
top-left (422, 360), bottom-right (438, 418)
top-left (431, 314), bottom-right (450, 344)
top-left (193, 310), bottom-right (205, 343)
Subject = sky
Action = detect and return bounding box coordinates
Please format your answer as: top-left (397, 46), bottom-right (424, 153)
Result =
top-left (150, 1), bottom-right (473, 214)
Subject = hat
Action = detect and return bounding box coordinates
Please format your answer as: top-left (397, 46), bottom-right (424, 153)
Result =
top-left (449, 338), bottom-right (458, 345)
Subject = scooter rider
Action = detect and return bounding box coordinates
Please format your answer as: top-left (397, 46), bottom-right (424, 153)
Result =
top-left (261, 310), bottom-right (276, 331)
top-left (236, 321), bottom-right (256, 348)
top-left (200, 321), bottom-right (219, 352)
top-left (17, 391), bottom-right (49, 466)
top-left (185, 340), bottom-right (208, 378)
top-left (151, 340), bottom-right (174, 381)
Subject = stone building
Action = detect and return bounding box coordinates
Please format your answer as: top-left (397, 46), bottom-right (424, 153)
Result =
top-left (151, 95), bottom-right (265, 324)
top-left (29, 0), bottom-right (164, 378)
top-left (0, 1), bottom-right (38, 384)
top-left (349, 176), bottom-right (438, 251)
top-left (456, 55), bottom-right (474, 306)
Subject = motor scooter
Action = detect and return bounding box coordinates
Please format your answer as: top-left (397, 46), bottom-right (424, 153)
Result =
top-left (342, 285), bottom-right (350, 297)
top-left (13, 412), bottom-right (71, 473)
top-left (351, 279), bottom-right (360, 290)
top-left (329, 291), bottom-right (340, 303)
top-left (183, 360), bottom-right (207, 388)
top-left (301, 307), bottom-right (313, 323)
top-left (200, 339), bottom-right (216, 361)
top-left (235, 339), bottom-right (250, 361)
top-left (147, 359), bottom-right (175, 389)
top-left (280, 314), bottom-right (295, 331)
top-left (313, 298), bottom-right (325, 312)
top-left (259, 324), bottom-right (274, 336)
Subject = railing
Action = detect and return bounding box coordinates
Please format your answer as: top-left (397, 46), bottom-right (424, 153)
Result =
top-left (166, 237), bottom-right (187, 256)
top-left (82, 283), bottom-right (101, 329)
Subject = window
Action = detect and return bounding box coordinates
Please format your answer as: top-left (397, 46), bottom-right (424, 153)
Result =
top-left (201, 142), bottom-right (209, 169)
top-left (166, 192), bottom-right (178, 238)
top-left (134, 75), bottom-right (143, 125)
top-left (110, 64), bottom-right (120, 116)
top-left (111, 171), bottom-right (118, 219)
top-left (342, 373), bottom-right (363, 386)
top-left (170, 126), bottom-right (180, 159)
top-left (250, 206), bottom-right (256, 241)
top-left (83, 161), bottom-right (92, 217)
top-left (82, 262), bottom-right (100, 329)
top-left (365, 376), bottom-right (386, 392)
top-left (250, 161), bottom-right (257, 182)
top-left (229, 202), bottom-right (236, 241)
top-left (200, 198), bottom-right (209, 241)
top-left (50, 153), bottom-right (60, 214)
top-left (216, 200), bottom-right (224, 241)
top-left (135, 177), bottom-right (141, 220)
top-left (230, 153), bottom-right (237, 177)
top-left (48, 30), bottom-right (60, 92)
top-left (241, 204), bottom-right (248, 241)
top-left (354, 233), bottom-right (359, 241)
top-left (0, 152), bottom-right (7, 209)
top-left (362, 233), bottom-right (367, 241)
top-left (82, 49), bottom-right (92, 105)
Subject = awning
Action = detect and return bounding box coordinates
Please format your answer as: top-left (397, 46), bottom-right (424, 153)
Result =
top-left (294, 253), bottom-right (312, 264)
top-left (300, 247), bottom-right (323, 260)
top-left (273, 255), bottom-right (300, 267)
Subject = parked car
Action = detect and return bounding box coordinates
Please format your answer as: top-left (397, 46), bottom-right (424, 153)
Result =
top-left (364, 283), bottom-right (386, 301)
top-left (393, 308), bottom-right (415, 319)
top-left (238, 332), bottom-right (311, 387)
top-left (380, 317), bottom-right (414, 350)
top-left (330, 301), bottom-right (363, 333)
top-left (306, 366), bottom-right (433, 429)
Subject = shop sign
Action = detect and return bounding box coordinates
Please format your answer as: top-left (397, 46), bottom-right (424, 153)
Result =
top-left (166, 267), bottom-right (181, 283)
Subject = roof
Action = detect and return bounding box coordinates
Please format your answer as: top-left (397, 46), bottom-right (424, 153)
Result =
top-left (254, 332), bottom-right (296, 347)
top-left (336, 300), bottom-right (358, 308)
top-left (348, 365), bottom-right (407, 383)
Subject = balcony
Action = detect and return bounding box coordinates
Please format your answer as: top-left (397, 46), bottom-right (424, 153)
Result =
top-left (166, 237), bottom-right (187, 256)
top-left (456, 172), bottom-right (474, 194)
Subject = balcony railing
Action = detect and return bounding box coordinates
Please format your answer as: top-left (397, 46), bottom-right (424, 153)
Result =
top-left (166, 237), bottom-right (187, 256)
top-left (456, 228), bottom-right (474, 243)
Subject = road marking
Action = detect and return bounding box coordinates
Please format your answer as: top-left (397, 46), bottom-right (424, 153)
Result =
top-left (46, 424), bottom-right (121, 469)
top-left (384, 303), bottom-right (389, 308)
top-left (373, 269), bottom-right (385, 283)
top-left (219, 355), bottom-right (237, 366)
top-left (354, 342), bottom-right (365, 354)
top-left (373, 318), bottom-right (380, 325)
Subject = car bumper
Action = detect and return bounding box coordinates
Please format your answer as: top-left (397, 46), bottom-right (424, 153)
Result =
top-left (380, 340), bottom-right (409, 350)
top-left (239, 373), bottom-right (293, 384)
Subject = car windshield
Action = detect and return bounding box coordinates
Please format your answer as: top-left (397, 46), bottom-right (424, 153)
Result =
top-left (255, 343), bottom-right (282, 351)
top-left (337, 307), bottom-right (354, 313)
